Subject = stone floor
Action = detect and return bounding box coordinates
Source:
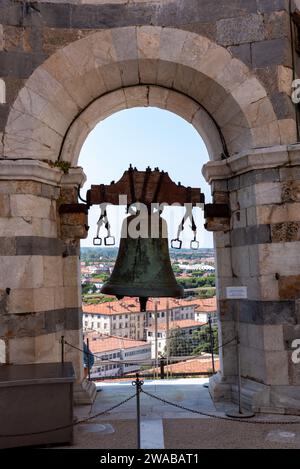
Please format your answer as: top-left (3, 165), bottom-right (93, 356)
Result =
top-left (62, 378), bottom-right (300, 449)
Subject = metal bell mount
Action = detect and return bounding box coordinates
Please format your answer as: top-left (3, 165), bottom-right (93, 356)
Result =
top-left (93, 204), bottom-right (115, 246)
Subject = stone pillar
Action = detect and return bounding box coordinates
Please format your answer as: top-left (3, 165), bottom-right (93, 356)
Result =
top-left (0, 161), bottom-right (94, 403)
top-left (203, 145), bottom-right (300, 415)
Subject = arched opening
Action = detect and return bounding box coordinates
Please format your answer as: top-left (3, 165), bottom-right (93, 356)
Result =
top-left (3, 27), bottom-right (283, 164)
top-left (79, 106), bottom-right (212, 248)
top-left (78, 106), bottom-right (217, 381)
top-left (2, 24), bottom-right (296, 414)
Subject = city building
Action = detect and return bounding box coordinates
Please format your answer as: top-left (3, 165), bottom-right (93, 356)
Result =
top-left (194, 298), bottom-right (217, 324)
top-left (177, 263), bottom-right (215, 272)
top-left (87, 334), bottom-right (151, 379)
top-left (146, 319), bottom-right (205, 359)
top-left (83, 299), bottom-right (146, 340)
top-left (82, 297), bottom-right (217, 340)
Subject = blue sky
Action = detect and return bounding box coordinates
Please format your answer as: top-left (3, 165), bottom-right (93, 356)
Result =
top-left (78, 107), bottom-right (213, 248)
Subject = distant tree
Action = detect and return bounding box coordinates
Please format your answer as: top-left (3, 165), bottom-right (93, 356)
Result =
top-left (168, 328), bottom-right (194, 357)
top-left (81, 283), bottom-right (97, 295)
top-left (191, 325), bottom-right (219, 356)
top-left (196, 288), bottom-right (216, 299)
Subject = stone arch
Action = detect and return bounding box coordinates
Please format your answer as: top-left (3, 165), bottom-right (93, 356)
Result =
top-left (3, 20), bottom-right (300, 414)
top-left (3, 27), bottom-right (281, 163)
top-left (60, 86), bottom-right (224, 163)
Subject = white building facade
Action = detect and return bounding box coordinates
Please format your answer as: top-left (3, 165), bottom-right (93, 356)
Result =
top-left (88, 336), bottom-right (151, 379)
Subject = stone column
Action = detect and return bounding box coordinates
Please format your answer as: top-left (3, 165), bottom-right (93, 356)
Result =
top-left (0, 161), bottom-right (94, 403)
top-left (203, 145), bottom-right (300, 415)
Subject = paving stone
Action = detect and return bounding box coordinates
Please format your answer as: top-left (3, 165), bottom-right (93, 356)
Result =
top-left (257, 0), bottom-right (289, 13)
top-left (180, 22), bottom-right (216, 42)
top-left (0, 237), bottom-right (16, 256)
top-left (0, 1), bottom-right (21, 27)
top-left (15, 236), bottom-right (64, 256)
top-left (0, 50), bottom-right (47, 78)
top-left (0, 24), bottom-right (3, 51)
top-left (0, 193), bottom-right (10, 217)
top-left (175, 0), bottom-right (258, 23)
top-left (270, 91), bottom-right (295, 120)
top-left (252, 38), bottom-right (292, 68)
top-left (2, 25), bottom-right (32, 53)
top-left (217, 14), bottom-right (265, 46)
top-left (39, 3), bottom-right (72, 28)
top-left (279, 275), bottom-right (300, 299)
top-left (228, 43), bottom-right (252, 67)
top-left (239, 169), bottom-right (280, 188)
top-left (271, 222), bottom-right (300, 243)
top-left (264, 10), bottom-right (291, 40)
top-left (219, 299), bottom-right (297, 325)
top-left (282, 181), bottom-right (300, 203)
top-left (231, 224), bottom-right (271, 247)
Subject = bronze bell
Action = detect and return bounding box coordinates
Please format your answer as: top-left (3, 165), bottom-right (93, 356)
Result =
top-left (101, 210), bottom-right (184, 311)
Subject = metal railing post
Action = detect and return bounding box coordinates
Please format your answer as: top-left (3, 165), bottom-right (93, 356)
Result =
top-left (160, 357), bottom-right (165, 380)
top-left (154, 301), bottom-right (158, 380)
top-left (132, 373), bottom-right (144, 449)
top-left (208, 315), bottom-right (215, 374)
top-left (86, 337), bottom-right (91, 381)
top-left (225, 301), bottom-right (255, 419)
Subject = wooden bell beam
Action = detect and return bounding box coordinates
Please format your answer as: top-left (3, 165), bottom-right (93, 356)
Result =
top-left (86, 166), bottom-right (205, 207)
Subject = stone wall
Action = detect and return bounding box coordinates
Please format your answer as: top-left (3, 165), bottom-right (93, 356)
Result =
top-left (0, 0), bottom-right (297, 155)
top-left (0, 163), bottom-right (85, 381)
top-left (0, 0), bottom-right (300, 411)
top-left (204, 145), bottom-right (300, 413)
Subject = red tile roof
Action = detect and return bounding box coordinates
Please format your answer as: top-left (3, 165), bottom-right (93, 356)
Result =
top-left (150, 356), bottom-right (220, 374)
top-left (147, 319), bottom-right (204, 332)
top-left (83, 296), bottom-right (216, 316)
top-left (88, 335), bottom-right (150, 354)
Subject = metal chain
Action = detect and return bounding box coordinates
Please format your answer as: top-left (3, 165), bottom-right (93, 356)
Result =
top-left (218, 337), bottom-right (237, 349)
top-left (141, 389), bottom-right (300, 425)
top-left (0, 393), bottom-right (136, 438)
top-left (65, 322), bottom-right (211, 365)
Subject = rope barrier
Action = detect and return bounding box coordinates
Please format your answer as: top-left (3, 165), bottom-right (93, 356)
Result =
top-left (140, 388), bottom-right (300, 426)
top-left (218, 337), bottom-right (237, 349)
top-left (2, 375), bottom-right (300, 444)
top-left (0, 393), bottom-right (136, 438)
top-left (64, 338), bottom-right (218, 366)
top-left (64, 340), bottom-right (157, 365)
